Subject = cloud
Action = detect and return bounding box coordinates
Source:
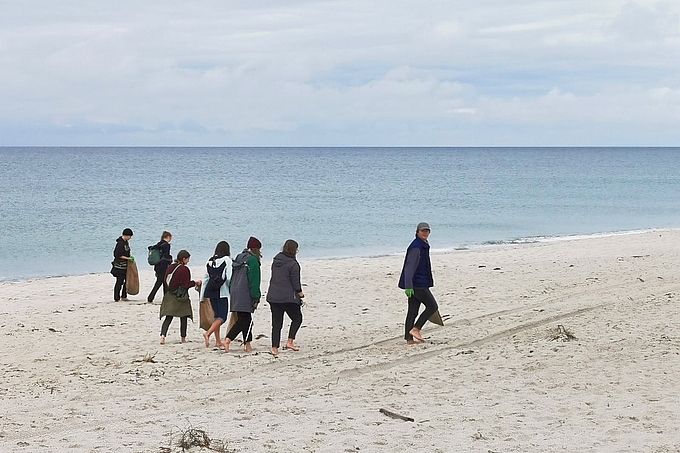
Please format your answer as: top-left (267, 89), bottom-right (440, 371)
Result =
top-left (0, 0), bottom-right (680, 145)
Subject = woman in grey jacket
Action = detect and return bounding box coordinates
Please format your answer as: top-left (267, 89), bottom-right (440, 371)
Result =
top-left (223, 236), bottom-right (262, 353)
top-left (266, 239), bottom-right (304, 357)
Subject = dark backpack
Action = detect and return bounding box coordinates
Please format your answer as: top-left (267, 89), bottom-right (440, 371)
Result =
top-left (147, 245), bottom-right (162, 266)
top-left (205, 260), bottom-right (227, 293)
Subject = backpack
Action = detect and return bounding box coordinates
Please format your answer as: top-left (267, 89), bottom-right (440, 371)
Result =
top-left (147, 245), bottom-right (162, 266)
top-left (205, 260), bottom-right (227, 293)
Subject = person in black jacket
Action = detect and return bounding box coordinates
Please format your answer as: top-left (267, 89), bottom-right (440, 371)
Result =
top-left (147, 231), bottom-right (173, 303)
top-left (266, 239), bottom-right (304, 357)
top-left (110, 228), bottom-right (134, 302)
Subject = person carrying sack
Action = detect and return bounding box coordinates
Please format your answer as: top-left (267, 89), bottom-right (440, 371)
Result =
top-left (110, 228), bottom-right (134, 302)
top-left (199, 241), bottom-right (231, 348)
top-left (159, 250), bottom-right (202, 344)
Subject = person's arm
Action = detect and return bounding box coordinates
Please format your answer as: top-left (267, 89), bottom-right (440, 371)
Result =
top-left (246, 255), bottom-right (262, 299)
top-left (113, 241), bottom-right (125, 259)
top-left (402, 248), bottom-right (420, 290)
top-left (161, 242), bottom-right (172, 261)
top-left (291, 261), bottom-right (303, 297)
top-left (178, 266), bottom-right (196, 289)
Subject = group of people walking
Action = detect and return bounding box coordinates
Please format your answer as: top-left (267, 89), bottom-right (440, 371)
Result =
top-left (110, 221), bottom-right (439, 353)
top-left (110, 231), bottom-right (306, 356)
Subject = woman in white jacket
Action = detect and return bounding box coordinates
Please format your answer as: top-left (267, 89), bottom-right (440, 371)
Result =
top-left (199, 241), bottom-right (231, 348)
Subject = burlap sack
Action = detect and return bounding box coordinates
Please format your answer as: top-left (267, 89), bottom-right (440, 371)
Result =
top-left (126, 260), bottom-right (140, 295)
top-left (200, 298), bottom-right (215, 331)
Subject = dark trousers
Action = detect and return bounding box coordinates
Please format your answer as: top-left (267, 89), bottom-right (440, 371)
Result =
top-left (161, 316), bottom-right (188, 338)
top-left (114, 275), bottom-right (127, 301)
top-left (270, 303), bottom-right (303, 348)
top-left (147, 271), bottom-right (166, 302)
top-left (405, 288), bottom-right (438, 340)
top-left (226, 312), bottom-right (253, 343)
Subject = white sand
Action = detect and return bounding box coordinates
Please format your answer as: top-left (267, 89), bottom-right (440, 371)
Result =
top-left (1, 230), bottom-right (680, 452)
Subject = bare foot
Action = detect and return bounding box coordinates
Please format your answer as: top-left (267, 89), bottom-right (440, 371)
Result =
top-left (406, 340), bottom-right (421, 345)
top-left (271, 347), bottom-right (279, 357)
top-left (285, 342), bottom-right (299, 351)
top-left (215, 339), bottom-right (223, 348)
top-left (181, 337), bottom-right (187, 343)
top-left (160, 336), bottom-right (166, 345)
top-left (244, 342), bottom-right (253, 353)
top-left (203, 332), bottom-right (210, 348)
top-left (409, 328), bottom-right (425, 342)
top-left (223, 339), bottom-right (231, 353)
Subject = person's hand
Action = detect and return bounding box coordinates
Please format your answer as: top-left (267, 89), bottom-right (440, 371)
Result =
top-left (405, 289), bottom-right (414, 298)
top-left (252, 299), bottom-right (260, 310)
top-left (298, 291), bottom-right (305, 299)
top-left (128, 255), bottom-right (135, 262)
top-left (195, 279), bottom-right (202, 286)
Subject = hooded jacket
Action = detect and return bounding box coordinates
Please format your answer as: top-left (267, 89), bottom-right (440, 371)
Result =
top-left (228, 251), bottom-right (261, 313)
top-left (110, 236), bottom-right (131, 277)
top-left (266, 252), bottom-right (302, 305)
top-left (199, 255), bottom-right (231, 301)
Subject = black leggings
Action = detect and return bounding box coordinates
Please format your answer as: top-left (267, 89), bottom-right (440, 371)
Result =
top-left (405, 288), bottom-right (439, 340)
top-left (226, 312), bottom-right (253, 343)
top-left (147, 271), bottom-right (166, 302)
top-left (270, 303), bottom-right (303, 348)
top-left (114, 275), bottom-right (127, 301)
top-left (161, 316), bottom-right (188, 338)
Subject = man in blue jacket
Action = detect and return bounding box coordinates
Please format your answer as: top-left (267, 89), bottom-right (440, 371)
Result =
top-left (398, 222), bottom-right (439, 344)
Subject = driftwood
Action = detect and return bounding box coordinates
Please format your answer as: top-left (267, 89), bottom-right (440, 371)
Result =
top-left (379, 408), bottom-right (414, 422)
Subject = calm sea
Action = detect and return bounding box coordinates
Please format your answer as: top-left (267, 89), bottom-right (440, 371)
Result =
top-left (1, 147), bottom-right (679, 281)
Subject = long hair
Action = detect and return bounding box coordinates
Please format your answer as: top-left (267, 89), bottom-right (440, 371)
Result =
top-left (281, 239), bottom-right (298, 256)
top-left (174, 249), bottom-right (190, 264)
top-left (212, 241), bottom-right (230, 260)
top-left (245, 248), bottom-right (262, 262)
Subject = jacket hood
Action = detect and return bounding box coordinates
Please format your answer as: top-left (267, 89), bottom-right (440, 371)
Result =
top-left (116, 236), bottom-right (127, 243)
top-left (272, 252), bottom-right (296, 267)
top-left (206, 256), bottom-right (230, 268)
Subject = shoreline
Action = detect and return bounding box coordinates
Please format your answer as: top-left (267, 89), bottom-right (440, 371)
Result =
top-left (1, 227), bottom-right (675, 284)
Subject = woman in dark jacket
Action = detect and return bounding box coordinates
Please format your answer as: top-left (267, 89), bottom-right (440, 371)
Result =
top-left (266, 239), bottom-right (304, 357)
top-left (159, 250), bottom-right (202, 344)
top-left (147, 231), bottom-right (173, 303)
top-left (223, 236), bottom-right (262, 353)
top-left (110, 228), bottom-right (134, 302)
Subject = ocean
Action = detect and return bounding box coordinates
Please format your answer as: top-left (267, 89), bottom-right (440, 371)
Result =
top-left (1, 147), bottom-right (679, 281)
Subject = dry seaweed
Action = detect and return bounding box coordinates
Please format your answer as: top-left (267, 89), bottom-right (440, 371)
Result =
top-left (548, 325), bottom-right (577, 342)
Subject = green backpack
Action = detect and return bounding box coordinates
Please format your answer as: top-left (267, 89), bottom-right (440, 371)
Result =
top-left (147, 245), bottom-right (162, 266)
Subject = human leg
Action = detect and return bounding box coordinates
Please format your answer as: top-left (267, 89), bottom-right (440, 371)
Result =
top-left (121, 275), bottom-right (128, 300)
top-left (404, 296), bottom-right (421, 341)
top-left (270, 304), bottom-right (285, 349)
top-left (114, 275), bottom-right (126, 301)
top-left (204, 319), bottom-right (223, 347)
top-left (160, 316), bottom-right (174, 344)
top-left (147, 272), bottom-right (163, 302)
top-left (240, 312), bottom-right (253, 348)
top-left (413, 288), bottom-right (438, 329)
top-left (180, 316), bottom-right (188, 342)
top-left (224, 312), bottom-right (248, 353)
top-left (285, 303), bottom-right (302, 351)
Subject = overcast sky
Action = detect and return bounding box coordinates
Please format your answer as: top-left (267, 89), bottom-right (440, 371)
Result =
top-left (1, 1), bottom-right (679, 146)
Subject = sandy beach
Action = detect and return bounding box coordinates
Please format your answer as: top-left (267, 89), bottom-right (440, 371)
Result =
top-left (1, 230), bottom-right (679, 452)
